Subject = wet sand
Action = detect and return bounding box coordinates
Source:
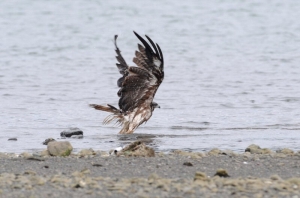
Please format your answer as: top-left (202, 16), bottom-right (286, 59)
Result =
top-left (0, 147), bottom-right (300, 198)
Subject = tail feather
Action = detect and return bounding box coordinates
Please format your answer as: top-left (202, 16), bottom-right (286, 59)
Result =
top-left (89, 104), bottom-right (120, 113)
top-left (90, 104), bottom-right (124, 126)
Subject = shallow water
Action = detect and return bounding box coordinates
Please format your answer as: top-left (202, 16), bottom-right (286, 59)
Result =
top-left (1, 0), bottom-right (300, 153)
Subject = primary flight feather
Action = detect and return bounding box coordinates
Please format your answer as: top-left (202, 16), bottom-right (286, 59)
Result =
top-left (90, 31), bottom-right (164, 134)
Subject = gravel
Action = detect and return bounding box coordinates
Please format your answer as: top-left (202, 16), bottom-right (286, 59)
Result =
top-left (0, 146), bottom-right (300, 198)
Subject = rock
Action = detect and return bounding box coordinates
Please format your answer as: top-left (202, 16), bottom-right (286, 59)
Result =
top-left (221, 149), bottom-right (238, 157)
top-left (117, 141), bottom-right (155, 157)
top-left (172, 150), bottom-right (204, 159)
top-left (183, 162), bottom-right (193, 166)
top-left (208, 148), bottom-right (222, 156)
top-left (214, 169), bottom-right (230, 177)
top-left (261, 148), bottom-right (272, 154)
top-left (47, 141), bottom-right (73, 156)
top-left (60, 127), bottom-right (83, 138)
top-left (78, 148), bottom-right (96, 157)
top-left (194, 172), bottom-right (208, 181)
top-left (23, 170), bottom-right (36, 175)
top-left (43, 138), bottom-right (56, 145)
top-left (26, 156), bottom-right (45, 161)
top-left (0, 152), bottom-right (9, 159)
top-left (270, 175), bottom-right (282, 181)
top-left (276, 148), bottom-right (294, 155)
top-left (245, 144), bottom-right (272, 154)
top-left (92, 163), bottom-right (103, 167)
top-left (8, 138), bottom-right (17, 141)
top-left (40, 149), bottom-right (51, 157)
top-left (95, 150), bottom-right (109, 157)
top-left (245, 144), bottom-right (261, 154)
top-left (20, 152), bottom-right (33, 158)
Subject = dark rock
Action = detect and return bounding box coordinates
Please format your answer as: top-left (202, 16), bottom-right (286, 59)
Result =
top-left (8, 138), bottom-right (17, 141)
top-left (26, 156), bottom-right (45, 161)
top-left (43, 138), bottom-right (56, 145)
top-left (92, 163), bottom-right (103, 167)
top-left (183, 162), bottom-right (193, 166)
top-left (214, 169), bottom-right (230, 177)
top-left (60, 127), bottom-right (83, 138)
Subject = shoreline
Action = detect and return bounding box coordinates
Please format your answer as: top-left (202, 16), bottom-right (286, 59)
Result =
top-left (1, 145), bottom-right (300, 197)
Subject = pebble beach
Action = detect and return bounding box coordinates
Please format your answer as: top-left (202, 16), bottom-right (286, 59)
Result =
top-left (1, 144), bottom-right (300, 198)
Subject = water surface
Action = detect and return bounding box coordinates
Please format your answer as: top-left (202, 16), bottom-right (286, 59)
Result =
top-left (1, 0), bottom-right (300, 153)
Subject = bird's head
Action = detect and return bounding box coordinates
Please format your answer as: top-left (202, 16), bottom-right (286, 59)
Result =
top-left (151, 102), bottom-right (160, 111)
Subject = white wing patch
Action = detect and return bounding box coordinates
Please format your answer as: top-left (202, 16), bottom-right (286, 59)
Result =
top-left (154, 59), bottom-right (161, 67)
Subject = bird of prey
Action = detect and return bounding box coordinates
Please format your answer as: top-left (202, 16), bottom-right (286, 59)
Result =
top-left (90, 31), bottom-right (164, 134)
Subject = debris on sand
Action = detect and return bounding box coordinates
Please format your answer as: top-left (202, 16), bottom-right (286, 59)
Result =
top-left (115, 141), bottom-right (155, 157)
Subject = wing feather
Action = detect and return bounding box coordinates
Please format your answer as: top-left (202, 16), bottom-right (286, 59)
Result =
top-left (115, 32), bottom-right (164, 113)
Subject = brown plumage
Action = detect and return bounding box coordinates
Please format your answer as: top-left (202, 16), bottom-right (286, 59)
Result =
top-left (90, 31), bottom-right (164, 134)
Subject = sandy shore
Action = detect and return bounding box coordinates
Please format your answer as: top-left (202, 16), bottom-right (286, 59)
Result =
top-left (0, 146), bottom-right (300, 198)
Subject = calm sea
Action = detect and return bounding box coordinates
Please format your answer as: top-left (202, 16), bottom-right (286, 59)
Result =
top-left (1, 0), bottom-right (300, 153)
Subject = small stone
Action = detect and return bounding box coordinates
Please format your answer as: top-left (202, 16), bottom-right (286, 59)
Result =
top-left (0, 152), bottom-right (9, 159)
top-left (60, 127), bottom-right (83, 138)
top-left (78, 148), bottom-right (96, 157)
top-left (43, 138), bottom-right (56, 145)
top-left (245, 144), bottom-right (262, 154)
top-left (276, 148), bottom-right (294, 155)
top-left (24, 170), bottom-right (36, 175)
top-left (95, 150), bottom-right (109, 157)
top-left (92, 163), bottom-right (103, 167)
top-left (47, 141), bottom-right (73, 156)
top-left (183, 162), bottom-right (193, 166)
top-left (194, 172), bottom-right (208, 181)
top-left (214, 169), bottom-right (230, 177)
top-left (245, 144), bottom-right (271, 154)
top-left (26, 156), bottom-right (45, 161)
top-left (221, 149), bottom-right (238, 157)
top-left (8, 138), bottom-right (17, 141)
top-left (270, 175), bottom-right (282, 181)
top-left (40, 149), bottom-right (50, 157)
top-left (261, 148), bottom-right (272, 154)
top-left (208, 148), bottom-right (222, 156)
top-left (20, 152), bottom-right (33, 158)
top-left (29, 175), bottom-right (46, 185)
top-left (172, 150), bottom-right (203, 159)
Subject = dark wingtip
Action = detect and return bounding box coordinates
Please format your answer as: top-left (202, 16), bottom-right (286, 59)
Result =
top-left (89, 104), bottom-right (96, 108)
top-left (145, 35), bottom-right (159, 57)
top-left (133, 31), bottom-right (140, 38)
top-left (133, 31), bottom-right (154, 54)
top-left (114, 35), bottom-right (118, 48)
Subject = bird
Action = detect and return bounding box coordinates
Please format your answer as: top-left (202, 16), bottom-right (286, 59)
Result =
top-left (90, 31), bottom-right (164, 134)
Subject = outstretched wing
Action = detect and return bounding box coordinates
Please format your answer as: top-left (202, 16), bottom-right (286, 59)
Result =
top-left (114, 35), bottom-right (129, 87)
top-left (114, 32), bottom-right (164, 113)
